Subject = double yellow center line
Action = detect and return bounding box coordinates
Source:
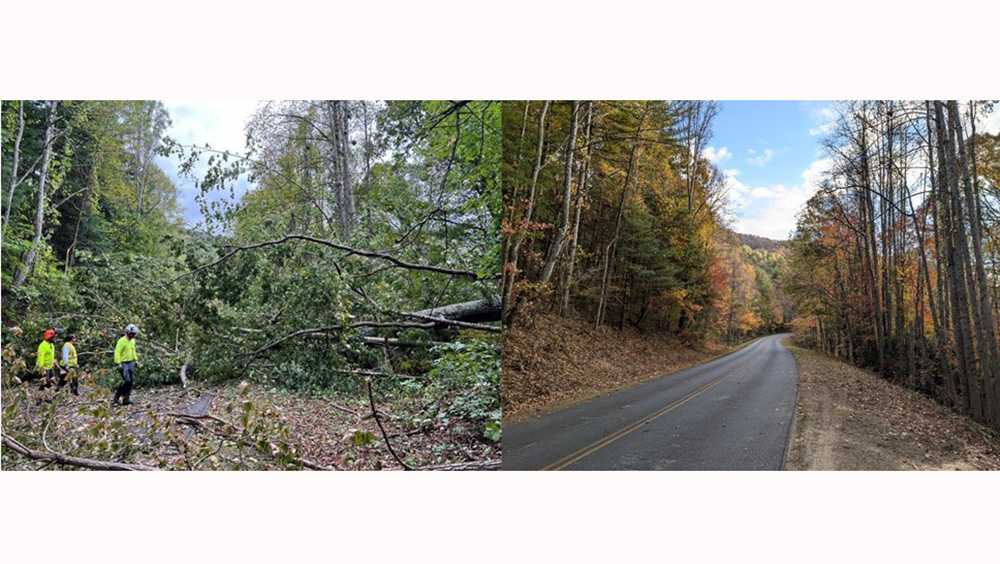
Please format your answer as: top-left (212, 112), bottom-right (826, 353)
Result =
top-left (541, 375), bottom-right (730, 471)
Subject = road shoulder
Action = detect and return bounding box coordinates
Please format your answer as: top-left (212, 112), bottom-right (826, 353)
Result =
top-left (502, 313), bottom-right (755, 424)
top-left (783, 342), bottom-right (1000, 470)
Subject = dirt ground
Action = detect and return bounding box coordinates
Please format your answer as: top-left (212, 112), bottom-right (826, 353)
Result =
top-left (784, 341), bottom-right (1000, 470)
top-left (1, 379), bottom-right (498, 470)
top-left (502, 312), bottom-right (734, 422)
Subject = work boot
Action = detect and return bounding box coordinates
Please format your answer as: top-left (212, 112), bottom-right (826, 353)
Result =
top-left (122, 397), bottom-right (133, 406)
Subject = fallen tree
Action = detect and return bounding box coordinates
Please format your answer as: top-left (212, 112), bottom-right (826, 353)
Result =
top-left (411, 297), bottom-right (501, 324)
top-left (2, 433), bottom-right (157, 471)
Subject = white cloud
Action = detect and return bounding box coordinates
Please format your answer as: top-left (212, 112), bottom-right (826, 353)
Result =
top-left (801, 157), bottom-right (833, 193)
top-left (746, 147), bottom-right (775, 167)
top-left (158, 99), bottom-right (262, 224)
top-left (722, 170), bottom-right (749, 210)
top-left (703, 145), bottom-right (732, 164)
top-left (162, 99), bottom-right (260, 155)
top-left (809, 106), bottom-right (837, 136)
top-left (980, 104), bottom-right (1000, 135)
top-left (724, 157), bottom-right (833, 240)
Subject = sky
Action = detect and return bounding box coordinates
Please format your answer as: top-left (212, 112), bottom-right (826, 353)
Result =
top-left (706, 101), bottom-right (836, 240)
top-left (156, 99), bottom-right (261, 225)
top-left (708, 100), bottom-right (1000, 241)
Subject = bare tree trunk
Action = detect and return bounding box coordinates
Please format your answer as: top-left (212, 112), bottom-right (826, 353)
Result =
top-left (935, 101), bottom-right (977, 415)
top-left (361, 101), bottom-right (372, 184)
top-left (503, 101), bottom-right (549, 322)
top-left (12, 101), bottom-right (58, 290)
top-left (327, 101), bottom-right (355, 239)
top-left (727, 252), bottom-right (738, 345)
top-left (561, 102), bottom-right (593, 315)
top-left (500, 102), bottom-right (532, 317)
top-left (539, 101), bottom-right (579, 284)
top-left (858, 107), bottom-right (885, 374)
top-left (953, 100), bottom-right (999, 424)
top-left (946, 102), bottom-right (983, 419)
top-left (2, 100), bottom-right (25, 236)
top-left (596, 104), bottom-right (646, 329)
top-left (683, 101), bottom-right (718, 214)
top-left (65, 179), bottom-right (94, 270)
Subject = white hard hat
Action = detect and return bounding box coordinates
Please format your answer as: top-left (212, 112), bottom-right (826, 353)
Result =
top-left (125, 324), bottom-right (139, 335)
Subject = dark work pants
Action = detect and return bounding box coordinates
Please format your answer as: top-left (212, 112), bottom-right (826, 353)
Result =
top-left (22, 368), bottom-right (54, 387)
top-left (56, 368), bottom-right (79, 395)
top-left (114, 362), bottom-right (135, 403)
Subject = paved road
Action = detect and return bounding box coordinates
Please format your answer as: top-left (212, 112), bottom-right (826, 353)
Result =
top-left (503, 333), bottom-right (799, 470)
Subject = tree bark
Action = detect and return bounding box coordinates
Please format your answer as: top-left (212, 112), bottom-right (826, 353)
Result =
top-left (327, 101), bottom-right (355, 239)
top-left (539, 101), bottom-right (579, 285)
top-left (2, 433), bottom-right (156, 471)
top-left (12, 101), bottom-right (58, 290)
top-left (503, 101), bottom-right (549, 323)
top-left (953, 100), bottom-right (999, 423)
top-left (2, 100), bottom-right (25, 235)
top-left (596, 103), bottom-right (647, 328)
top-left (561, 101), bottom-right (594, 315)
top-left (412, 297), bottom-right (501, 323)
top-left (935, 101), bottom-right (977, 415)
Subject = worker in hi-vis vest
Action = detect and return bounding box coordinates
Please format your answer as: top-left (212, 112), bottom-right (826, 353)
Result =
top-left (112, 324), bottom-right (139, 406)
top-left (60, 334), bottom-right (80, 396)
top-left (14, 328), bottom-right (59, 387)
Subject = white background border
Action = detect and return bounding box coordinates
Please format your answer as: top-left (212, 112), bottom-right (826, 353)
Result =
top-left (3, 1), bottom-right (999, 562)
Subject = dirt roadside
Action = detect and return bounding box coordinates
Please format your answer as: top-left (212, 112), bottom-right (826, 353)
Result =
top-left (502, 313), bottom-right (739, 423)
top-left (784, 341), bottom-right (1000, 470)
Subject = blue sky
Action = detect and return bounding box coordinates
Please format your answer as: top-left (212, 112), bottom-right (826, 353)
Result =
top-left (157, 99), bottom-right (261, 225)
top-left (709, 100), bottom-right (1000, 240)
top-left (706, 101), bottom-right (837, 240)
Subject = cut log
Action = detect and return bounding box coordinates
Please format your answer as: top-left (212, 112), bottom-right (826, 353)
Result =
top-left (418, 459), bottom-right (502, 471)
top-left (412, 297), bottom-right (501, 323)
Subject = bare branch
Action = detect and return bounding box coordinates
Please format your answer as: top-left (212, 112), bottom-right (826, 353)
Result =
top-left (2, 433), bottom-right (156, 471)
top-left (171, 234), bottom-right (489, 283)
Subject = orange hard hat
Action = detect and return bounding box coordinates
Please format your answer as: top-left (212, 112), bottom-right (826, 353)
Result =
top-left (43, 329), bottom-right (56, 340)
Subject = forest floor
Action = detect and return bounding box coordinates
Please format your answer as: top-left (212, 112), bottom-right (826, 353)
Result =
top-left (502, 312), bottom-right (734, 423)
top-left (1, 378), bottom-right (498, 471)
top-left (784, 341), bottom-right (1000, 470)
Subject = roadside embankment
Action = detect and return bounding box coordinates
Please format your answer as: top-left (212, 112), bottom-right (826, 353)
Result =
top-left (784, 341), bottom-right (1000, 470)
top-left (502, 313), bottom-right (734, 423)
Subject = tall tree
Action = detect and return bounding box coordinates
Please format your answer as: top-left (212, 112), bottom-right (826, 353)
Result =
top-left (12, 101), bottom-right (59, 289)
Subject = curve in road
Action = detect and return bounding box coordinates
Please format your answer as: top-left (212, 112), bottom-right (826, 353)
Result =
top-left (503, 333), bottom-right (799, 470)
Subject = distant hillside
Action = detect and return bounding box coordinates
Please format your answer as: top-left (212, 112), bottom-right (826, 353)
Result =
top-left (734, 232), bottom-right (787, 251)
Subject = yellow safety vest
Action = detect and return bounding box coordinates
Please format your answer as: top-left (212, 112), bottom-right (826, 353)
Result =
top-left (36, 340), bottom-right (55, 370)
top-left (114, 336), bottom-right (138, 365)
top-left (62, 342), bottom-right (78, 368)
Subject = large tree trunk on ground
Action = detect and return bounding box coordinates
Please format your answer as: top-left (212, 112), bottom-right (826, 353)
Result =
top-left (412, 298), bottom-right (501, 323)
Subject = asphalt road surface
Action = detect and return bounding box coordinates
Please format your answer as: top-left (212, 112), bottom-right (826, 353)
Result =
top-left (503, 333), bottom-right (799, 470)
